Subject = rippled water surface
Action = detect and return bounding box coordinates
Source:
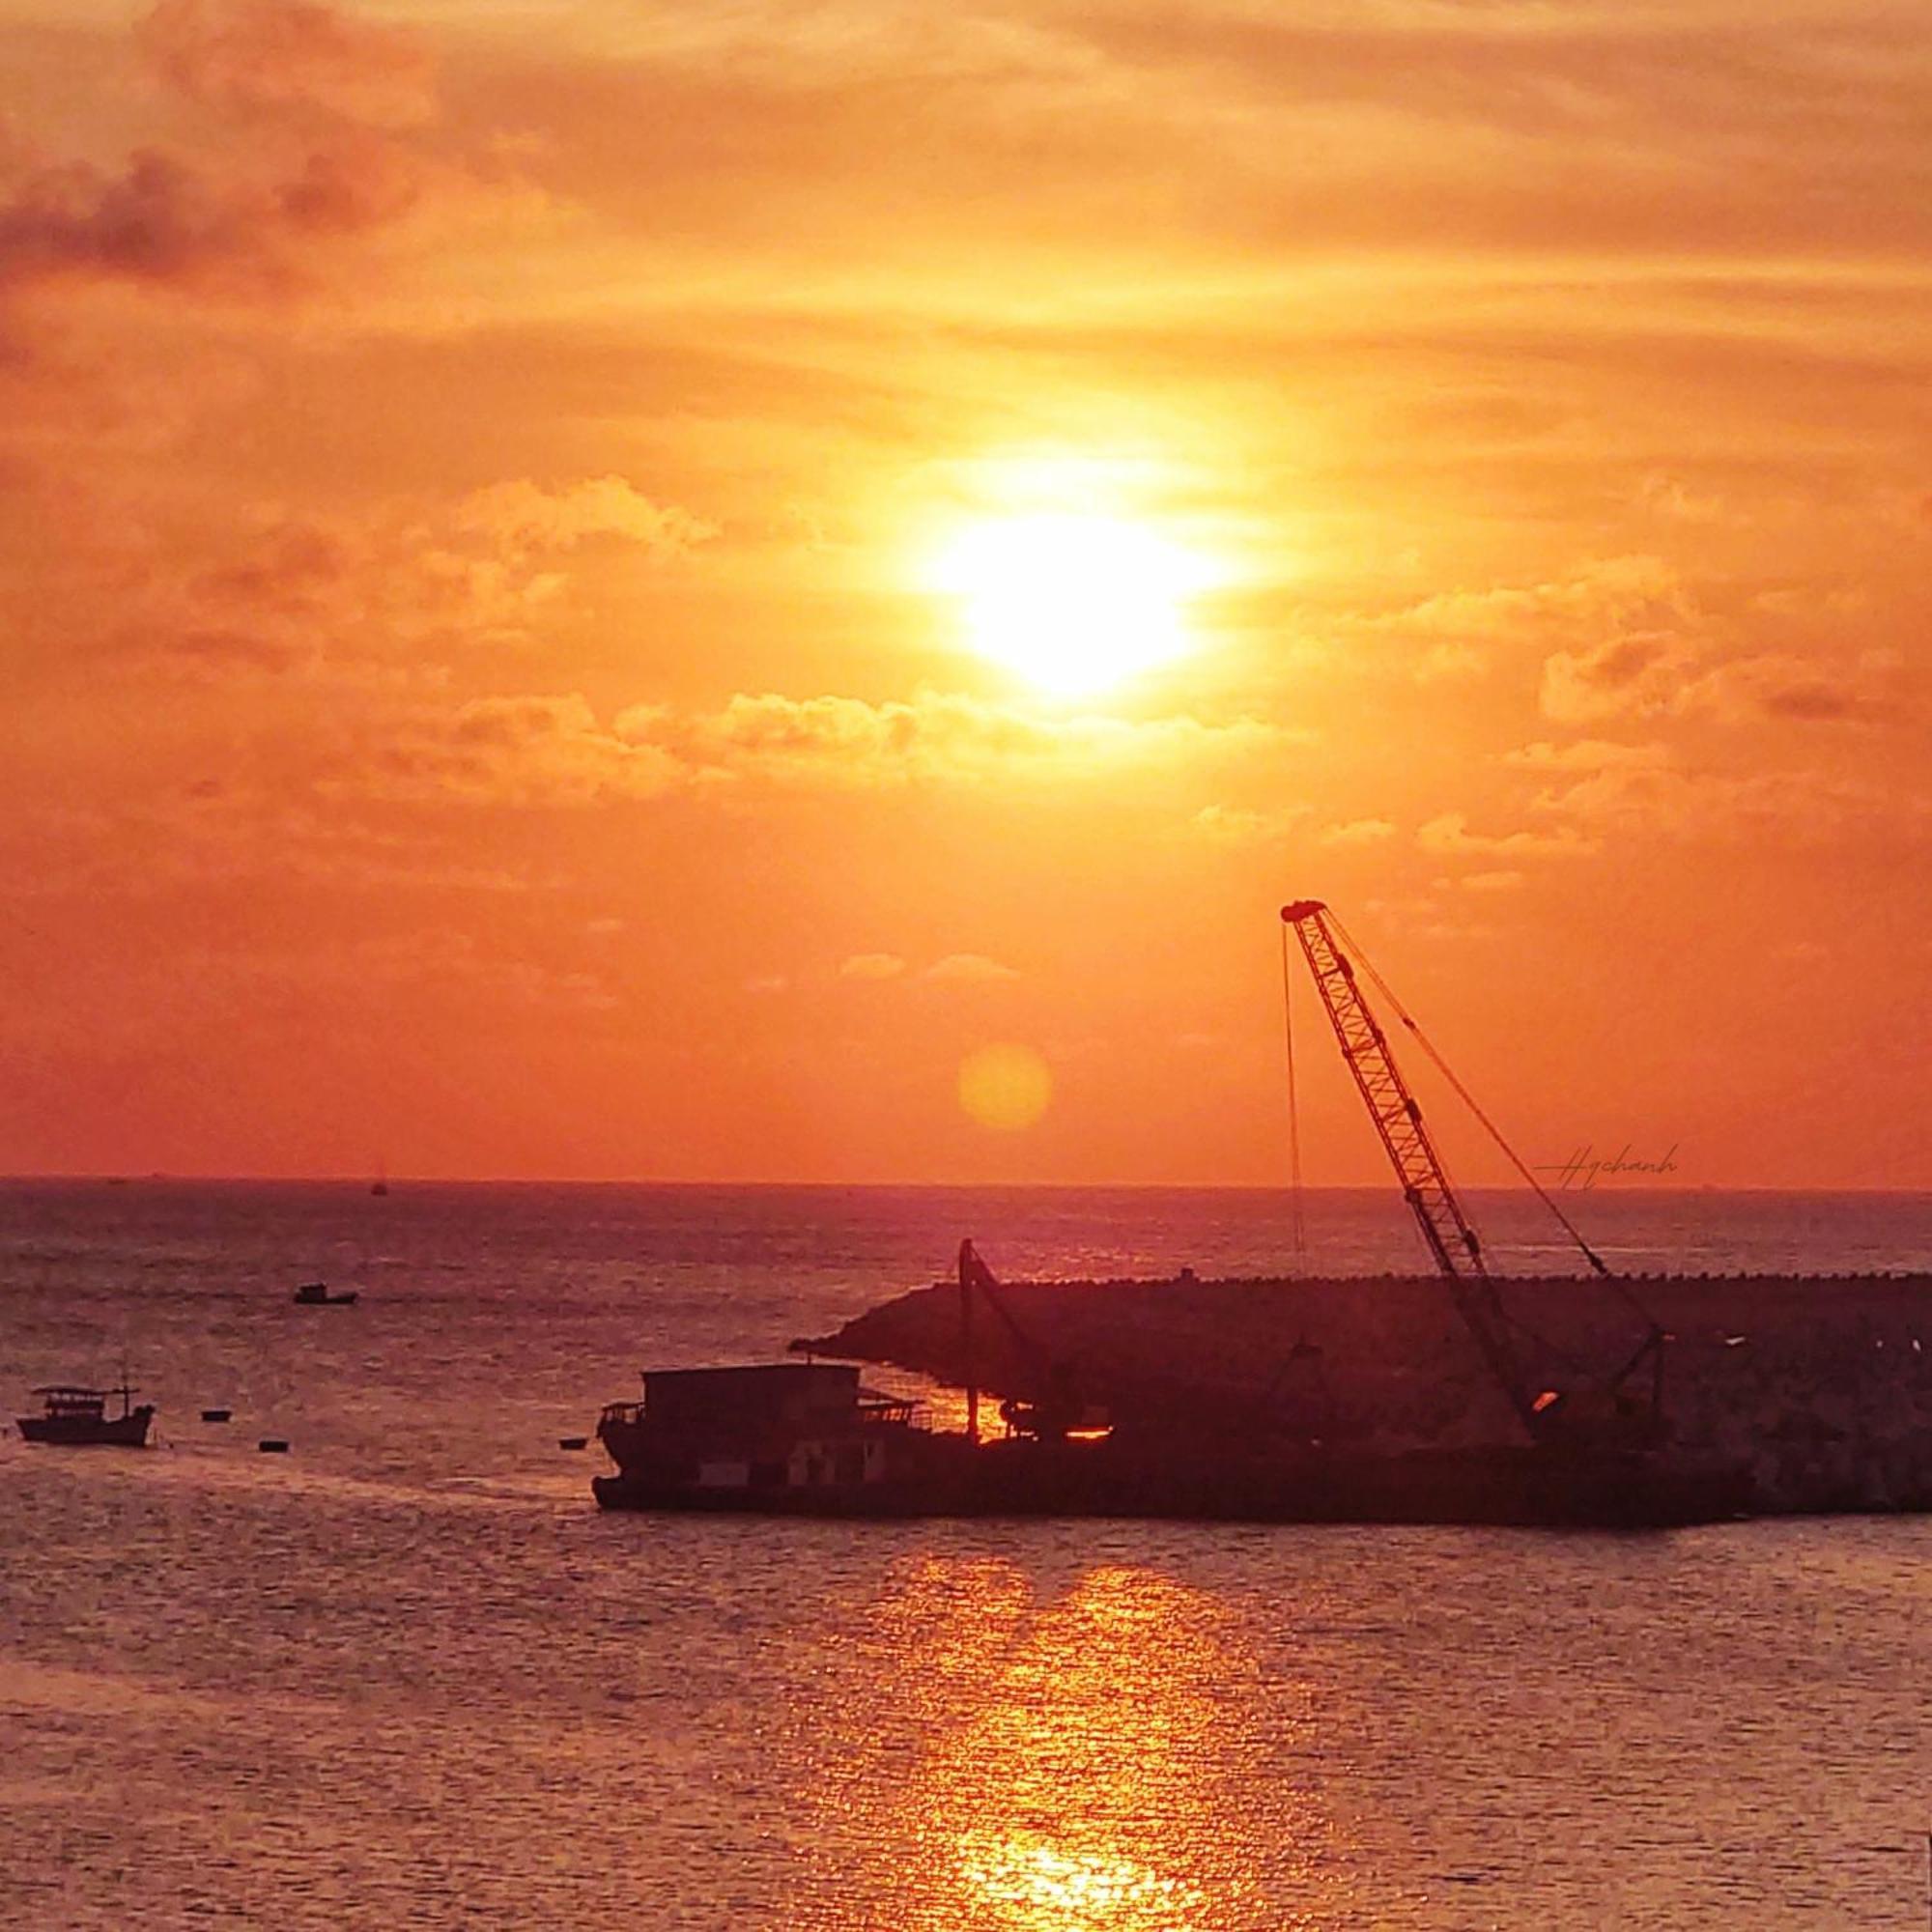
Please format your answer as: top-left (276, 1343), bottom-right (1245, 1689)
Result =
top-left (3, 1181), bottom-right (1930, 1928)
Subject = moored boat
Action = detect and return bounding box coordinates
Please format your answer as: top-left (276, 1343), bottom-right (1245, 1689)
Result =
top-left (589, 1359), bottom-right (1747, 1526)
top-left (17, 1383), bottom-right (155, 1447)
top-left (293, 1282), bottom-right (357, 1306)
top-left (593, 1364), bottom-right (958, 1516)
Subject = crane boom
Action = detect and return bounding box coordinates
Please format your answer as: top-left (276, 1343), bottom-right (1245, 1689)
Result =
top-left (1280, 898), bottom-right (1549, 1437)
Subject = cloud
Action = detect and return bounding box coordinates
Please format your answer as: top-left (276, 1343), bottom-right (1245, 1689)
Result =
top-left (201, 926), bottom-right (619, 1010)
top-left (446, 0), bottom-right (1932, 297)
top-left (1334, 556), bottom-right (1689, 682)
top-left (1417, 811), bottom-right (1598, 859)
top-left (0, 2), bottom-right (446, 307)
top-left (1072, 9), bottom-right (1918, 151)
top-left (1191, 803), bottom-right (1309, 844)
top-left (137, 0), bottom-right (436, 128)
top-left (838, 952), bottom-right (906, 980)
top-left (838, 951), bottom-right (1018, 985)
top-left (1541, 638), bottom-right (1905, 725)
top-left (1370, 556), bottom-right (1679, 638)
top-left (128, 475), bottom-right (707, 673)
top-left (1504, 739), bottom-right (1670, 773)
top-left (344, 688), bottom-right (1283, 808)
top-left (621, 691), bottom-right (1290, 791)
top-left (1317, 816), bottom-right (1396, 847)
top-left (450, 476), bottom-right (716, 559)
top-left (1540, 632), bottom-right (1711, 723)
top-left (1636, 473), bottom-right (1725, 526)
top-left (1532, 764), bottom-right (1932, 847)
top-left (340, 687), bottom-right (1286, 809)
top-left (0, 144), bottom-right (424, 300)
top-left (1717, 651), bottom-right (1905, 724)
top-left (363, 693), bottom-right (685, 805)
top-left (923, 952), bottom-right (1020, 984)
top-left (2, 786), bottom-right (547, 898)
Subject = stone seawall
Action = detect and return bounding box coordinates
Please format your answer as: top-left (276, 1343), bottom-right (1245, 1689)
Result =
top-left (796, 1272), bottom-right (1932, 1516)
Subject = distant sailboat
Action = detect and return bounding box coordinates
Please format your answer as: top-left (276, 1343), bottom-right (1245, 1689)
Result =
top-left (371, 1154), bottom-right (389, 1198)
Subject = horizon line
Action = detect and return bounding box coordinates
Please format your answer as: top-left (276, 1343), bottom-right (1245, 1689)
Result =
top-left (3, 1173), bottom-right (1929, 1197)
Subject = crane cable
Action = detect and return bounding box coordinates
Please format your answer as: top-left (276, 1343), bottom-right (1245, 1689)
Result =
top-left (1279, 907), bottom-right (1596, 1381)
top-left (1278, 922), bottom-right (1307, 1269)
top-left (1324, 909), bottom-right (1658, 1327)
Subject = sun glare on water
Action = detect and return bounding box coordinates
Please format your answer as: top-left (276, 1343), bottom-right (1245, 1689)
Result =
top-left (931, 511), bottom-right (1215, 696)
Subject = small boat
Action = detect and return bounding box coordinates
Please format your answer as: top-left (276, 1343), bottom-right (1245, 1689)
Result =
top-left (201, 1408), bottom-right (232, 1423)
top-left (558, 1435), bottom-right (588, 1451)
top-left (17, 1382), bottom-right (155, 1448)
top-left (293, 1282), bottom-right (357, 1307)
top-left (258, 1438), bottom-right (290, 1454)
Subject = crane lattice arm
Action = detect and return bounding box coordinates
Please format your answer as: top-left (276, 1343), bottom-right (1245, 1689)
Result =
top-left (1280, 898), bottom-right (1548, 1437)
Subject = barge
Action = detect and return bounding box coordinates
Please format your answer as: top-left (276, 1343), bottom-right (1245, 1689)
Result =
top-left (590, 1356), bottom-right (1748, 1526)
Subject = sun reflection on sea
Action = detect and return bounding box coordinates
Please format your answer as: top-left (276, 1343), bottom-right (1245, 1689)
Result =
top-left (954, 1832), bottom-right (1208, 1929)
top-left (790, 1552), bottom-right (1348, 1930)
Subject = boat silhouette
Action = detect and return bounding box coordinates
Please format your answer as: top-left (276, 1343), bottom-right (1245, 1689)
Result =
top-left (17, 1382), bottom-right (154, 1447)
top-left (293, 1282), bottom-right (358, 1307)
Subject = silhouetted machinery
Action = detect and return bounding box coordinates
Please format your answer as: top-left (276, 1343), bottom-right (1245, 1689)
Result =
top-left (951, 901), bottom-right (1674, 1470)
top-left (1279, 898), bottom-right (1667, 1451)
top-left (955, 1238), bottom-right (1108, 1445)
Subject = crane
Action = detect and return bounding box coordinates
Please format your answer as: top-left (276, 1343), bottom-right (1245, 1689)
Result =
top-left (956, 1238), bottom-right (1093, 1445)
top-left (1279, 898), bottom-right (1665, 1447)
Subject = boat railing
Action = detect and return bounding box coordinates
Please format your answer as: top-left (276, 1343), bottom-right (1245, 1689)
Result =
top-left (598, 1395), bottom-right (930, 1432)
top-left (36, 1388), bottom-right (110, 1417)
top-left (858, 1397), bottom-right (928, 1432)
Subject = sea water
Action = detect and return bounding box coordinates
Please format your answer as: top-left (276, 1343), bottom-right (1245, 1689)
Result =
top-left (3, 1180), bottom-right (1929, 1928)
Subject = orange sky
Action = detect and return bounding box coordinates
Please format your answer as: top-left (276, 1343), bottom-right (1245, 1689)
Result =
top-left (2, 0), bottom-right (1928, 1185)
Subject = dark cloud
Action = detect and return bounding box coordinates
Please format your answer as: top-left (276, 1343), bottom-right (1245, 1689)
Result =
top-left (137, 0), bottom-right (435, 127)
top-left (0, 0), bottom-right (440, 303)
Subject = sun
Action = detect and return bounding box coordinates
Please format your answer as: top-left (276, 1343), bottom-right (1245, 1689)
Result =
top-left (930, 511), bottom-right (1214, 696)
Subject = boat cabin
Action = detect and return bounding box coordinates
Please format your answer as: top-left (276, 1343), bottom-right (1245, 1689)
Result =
top-left (597, 1363), bottom-right (928, 1499)
top-left (33, 1385), bottom-right (115, 1422)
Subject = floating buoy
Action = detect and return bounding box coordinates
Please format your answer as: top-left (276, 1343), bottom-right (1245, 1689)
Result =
top-left (258, 1438), bottom-right (290, 1454)
top-left (558, 1436), bottom-right (588, 1451)
top-left (201, 1408), bottom-right (232, 1423)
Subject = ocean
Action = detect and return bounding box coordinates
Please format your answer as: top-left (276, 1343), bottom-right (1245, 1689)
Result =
top-left (3, 1180), bottom-right (1929, 1928)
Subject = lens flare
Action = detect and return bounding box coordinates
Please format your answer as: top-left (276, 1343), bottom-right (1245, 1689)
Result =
top-left (957, 1042), bottom-right (1052, 1132)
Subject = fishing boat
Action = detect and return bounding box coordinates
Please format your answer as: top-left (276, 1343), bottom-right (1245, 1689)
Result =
top-left (293, 1281), bottom-right (358, 1307)
top-left (16, 1383), bottom-right (155, 1447)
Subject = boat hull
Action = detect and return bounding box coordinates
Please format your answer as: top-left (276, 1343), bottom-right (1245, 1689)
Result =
top-left (593, 1435), bottom-right (1751, 1529)
top-left (17, 1406), bottom-right (155, 1447)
